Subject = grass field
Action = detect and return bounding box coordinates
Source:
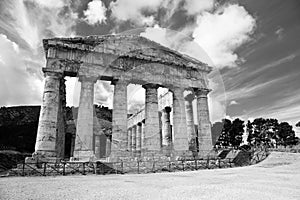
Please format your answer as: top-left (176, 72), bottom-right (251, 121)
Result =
top-left (0, 152), bottom-right (299, 200)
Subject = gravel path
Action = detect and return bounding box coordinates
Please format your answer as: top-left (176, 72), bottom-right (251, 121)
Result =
top-left (1, 152), bottom-right (300, 200)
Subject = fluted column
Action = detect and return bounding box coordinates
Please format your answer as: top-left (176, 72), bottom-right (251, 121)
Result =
top-left (127, 128), bottom-right (132, 152)
top-left (143, 84), bottom-right (160, 151)
top-left (172, 87), bottom-right (189, 151)
top-left (136, 122), bottom-right (142, 154)
top-left (141, 119), bottom-right (145, 150)
top-left (70, 134), bottom-right (76, 157)
top-left (184, 90), bottom-right (197, 153)
top-left (94, 134), bottom-right (101, 159)
top-left (131, 125), bottom-right (137, 153)
top-left (195, 88), bottom-right (213, 155)
top-left (161, 106), bottom-right (172, 148)
top-left (34, 71), bottom-right (63, 158)
top-left (106, 134), bottom-right (111, 157)
top-left (111, 79), bottom-right (128, 157)
top-left (74, 76), bottom-right (97, 161)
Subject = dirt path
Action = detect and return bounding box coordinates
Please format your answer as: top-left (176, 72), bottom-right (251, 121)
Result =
top-left (1, 152), bottom-right (300, 200)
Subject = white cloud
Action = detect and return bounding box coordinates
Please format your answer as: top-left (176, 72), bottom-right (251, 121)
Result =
top-left (193, 4), bottom-right (256, 68)
top-left (183, 0), bottom-right (214, 15)
top-left (229, 100), bottom-right (239, 105)
top-left (84, 0), bottom-right (107, 25)
top-left (109, 0), bottom-right (216, 26)
top-left (26, 0), bottom-right (65, 9)
top-left (110, 0), bottom-right (163, 25)
top-left (4, 0), bottom-right (78, 50)
top-left (0, 0), bottom-right (78, 106)
top-left (0, 34), bottom-right (43, 105)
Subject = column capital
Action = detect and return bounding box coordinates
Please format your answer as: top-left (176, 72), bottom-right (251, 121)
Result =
top-left (169, 86), bottom-right (184, 93)
top-left (43, 70), bottom-right (63, 78)
top-left (111, 78), bottom-right (129, 86)
top-left (184, 89), bottom-right (195, 102)
top-left (194, 88), bottom-right (211, 97)
top-left (142, 83), bottom-right (159, 89)
top-left (162, 106), bottom-right (172, 113)
top-left (78, 75), bottom-right (98, 83)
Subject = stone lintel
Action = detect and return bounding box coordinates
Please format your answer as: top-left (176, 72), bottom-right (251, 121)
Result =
top-left (78, 75), bottom-right (98, 83)
top-left (194, 88), bottom-right (211, 98)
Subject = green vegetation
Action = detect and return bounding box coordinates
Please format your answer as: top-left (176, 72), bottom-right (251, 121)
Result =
top-left (213, 118), bottom-right (299, 148)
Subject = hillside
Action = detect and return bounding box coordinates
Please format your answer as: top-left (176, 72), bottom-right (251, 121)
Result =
top-left (0, 105), bottom-right (112, 153)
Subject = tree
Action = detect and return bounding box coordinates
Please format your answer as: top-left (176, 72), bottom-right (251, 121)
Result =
top-left (277, 122), bottom-right (297, 147)
top-left (230, 118), bottom-right (244, 148)
top-left (215, 119), bottom-right (231, 147)
top-left (215, 118), bottom-right (245, 148)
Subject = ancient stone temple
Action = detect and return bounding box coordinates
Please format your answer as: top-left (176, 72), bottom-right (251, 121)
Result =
top-left (27, 35), bottom-right (213, 163)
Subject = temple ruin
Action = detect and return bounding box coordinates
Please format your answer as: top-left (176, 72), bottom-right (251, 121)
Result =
top-left (27, 35), bottom-right (213, 163)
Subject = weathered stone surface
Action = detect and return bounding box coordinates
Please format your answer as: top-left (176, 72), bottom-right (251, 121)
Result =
top-left (136, 122), bottom-right (142, 154)
top-left (131, 125), bottom-right (137, 153)
top-left (110, 79), bottom-right (129, 159)
top-left (195, 89), bottom-right (213, 156)
top-left (171, 87), bottom-right (189, 152)
top-left (127, 128), bottom-right (132, 152)
top-left (73, 76), bottom-right (97, 161)
top-left (94, 135), bottom-right (101, 159)
top-left (161, 106), bottom-right (172, 148)
top-left (32, 34), bottom-right (213, 165)
top-left (34, 71), bottom-right (63, 158)
top-left (184, 90), bottom-right (197, 153)
top-left (143, 84), bottom-right (160, 151)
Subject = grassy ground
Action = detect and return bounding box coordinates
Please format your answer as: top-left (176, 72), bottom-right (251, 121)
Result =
top-left (0, 151), bottom-right (299, 200)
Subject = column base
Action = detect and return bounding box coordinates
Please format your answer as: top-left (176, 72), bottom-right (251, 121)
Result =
top-left (72, 150), bottom-right (96, 162)
top-left (108, 150), bottom-right (132, 162)
top-left (25, 154), bottom-right (60, 164)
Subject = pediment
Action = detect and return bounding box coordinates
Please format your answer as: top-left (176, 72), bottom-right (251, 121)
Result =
top-left (43, 35), bottom-right (212, 73)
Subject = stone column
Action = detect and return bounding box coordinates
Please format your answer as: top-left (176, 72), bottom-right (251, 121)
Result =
top-left (56, 78), bottom-right (67, 159)
top-left (136, 122), bottom-right (142, 155)
top-left (106, 134), bottom-right (111, 157)
top-left (195, 88), bottom-right (213, 155)
top-left (33, 71), bottom-right (63, 160)
top-left (73, 76), bottom-right (97, 161)
top-left (70, 134), bottom-right (76, 157)
top-left (184, 91), bottom-right (197, 153)
top-left (131, 125), bottom-right (137, 153)
top-left (127, 128), bottom-right (132, 152)
top-left (94, 134), bottom-right (101, 159)
top-left (111, 79), bottom-right (128, 158)
top-left (141, 120), bottom-right (145, 150)
top-left (161, 106), bottom-right (172, 148)
top-left (143, 84), bottom-right (160, 151)
top-left (172, 87), bottom-right (189, 152)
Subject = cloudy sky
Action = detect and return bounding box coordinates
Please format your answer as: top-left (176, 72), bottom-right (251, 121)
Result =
top-left (0, 0), bottom-right (299, 134)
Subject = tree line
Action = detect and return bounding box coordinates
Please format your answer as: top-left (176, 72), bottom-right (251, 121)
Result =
top-left (212, 118), bottom-right (300, 149)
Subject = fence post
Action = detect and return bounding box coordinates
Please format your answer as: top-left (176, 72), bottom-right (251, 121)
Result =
top-left (137, 161), bottom-right (140, 174)
top-left (206, 157), bottom-right (210, 169)
top-left (182, 160), bottom-right (185, 171)
top-left (121, 161), bottom-right (123, 173)
top-left (218, 158), bottom-right (221, 168)
top-left (152, 161), bottom-right (155, 173)
top-left (82, 163), bottom-right (86, 175)
top-left (22, 160), bottom-right (25, 176)
top-left (194, 158), bottom-right (198, 170)
top-left (43, 163), bottom-right (46, 176)
top-left (168, 161), bottom-right (171, 172)
top-left (63, 163), bottom-right (66, 176)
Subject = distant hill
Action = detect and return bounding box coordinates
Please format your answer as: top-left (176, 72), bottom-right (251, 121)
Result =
top-left (0, 105), bottom-right (112, 154)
